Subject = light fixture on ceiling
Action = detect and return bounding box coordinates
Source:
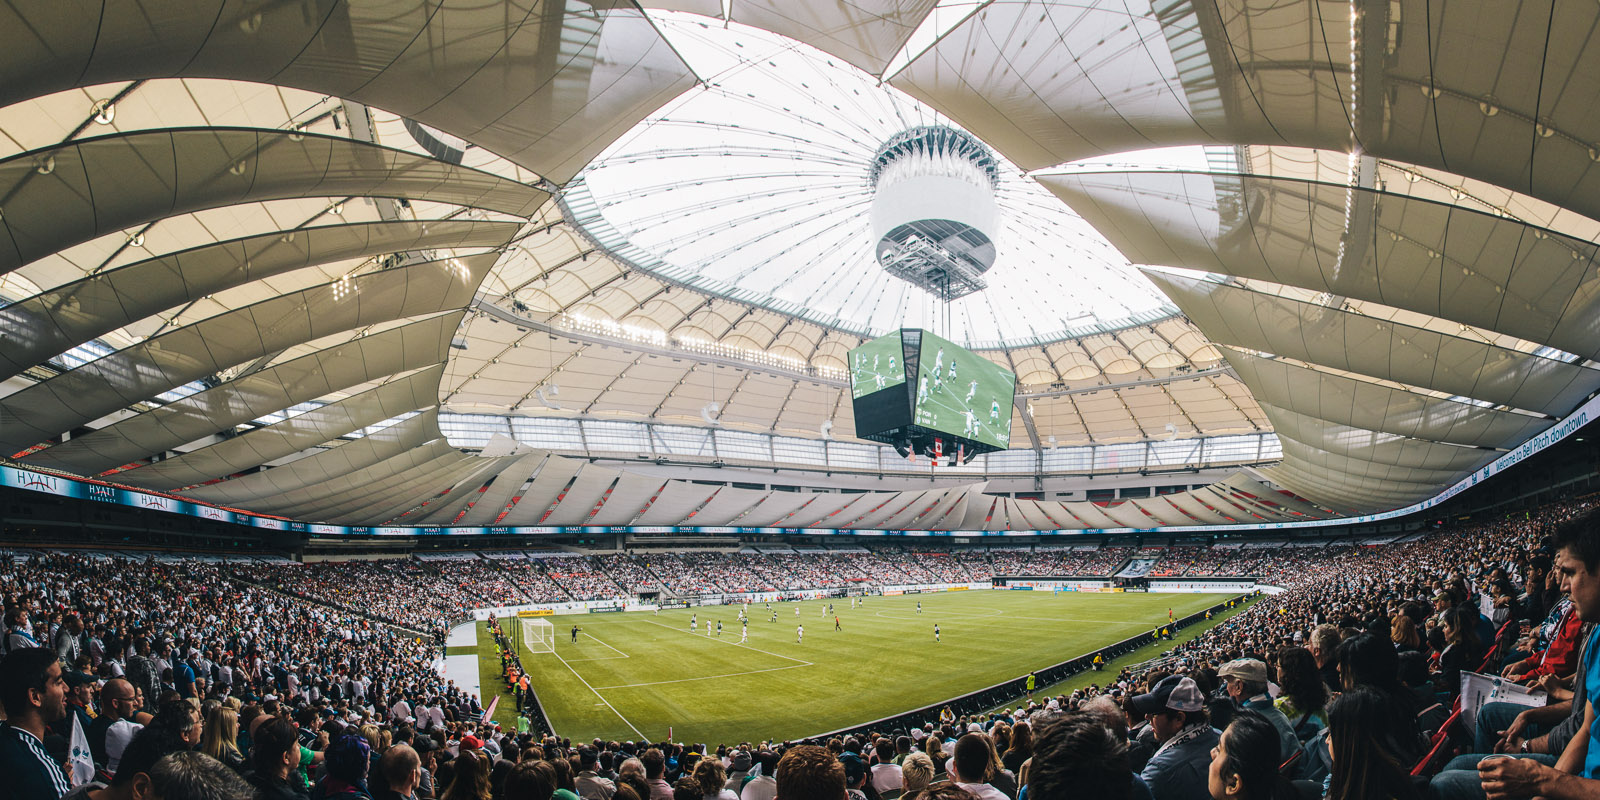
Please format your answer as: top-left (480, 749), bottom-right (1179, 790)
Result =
top-left (91, 99), bottom-right (115, 125)
top-left (701, 402), bottom-right (722, 426)
top-left (819, 420), bottom-right (833, 439)
top-left (535, 384), bottom-right (561, 410)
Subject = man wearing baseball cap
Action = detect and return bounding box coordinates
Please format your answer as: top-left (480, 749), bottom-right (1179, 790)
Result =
top-left (1131, 675), bottom-right (1216, 800)
top-left (1218, 658), bottom-right (1299, 761)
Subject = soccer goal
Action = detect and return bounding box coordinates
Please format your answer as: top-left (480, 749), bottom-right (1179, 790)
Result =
top-left (520, 617), bottom-right (555, 655)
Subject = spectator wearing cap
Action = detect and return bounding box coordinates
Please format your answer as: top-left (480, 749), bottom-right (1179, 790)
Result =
top-left (1216, 659), bottom-right (1297, 762)
top-left (1132, 676), bottom-right (1216, 800)
top-left (579, 746), bottom-right (619, 800)
top-left (0, 647), bottom-right (72, 799)
top-left (724, 750), bottom-right (754, 794)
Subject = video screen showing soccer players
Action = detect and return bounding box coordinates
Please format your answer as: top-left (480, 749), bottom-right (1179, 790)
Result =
top-left (848, 331), bottom-right (907, 399)
top-left (911, 330), bottom-right (1016, 450)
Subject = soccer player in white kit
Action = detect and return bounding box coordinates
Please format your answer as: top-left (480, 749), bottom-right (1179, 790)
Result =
top-left (740, 621), bottom-right (748, 643)
top-left (796, 624), bottom-right (804, 644)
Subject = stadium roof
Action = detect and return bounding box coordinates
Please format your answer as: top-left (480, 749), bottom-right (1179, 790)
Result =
top-left (1, 0), bottom-right (1597, 527)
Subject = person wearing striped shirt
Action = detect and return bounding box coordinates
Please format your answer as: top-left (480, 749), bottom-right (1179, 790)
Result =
top-left (0, 646), bottom-right (71, 799)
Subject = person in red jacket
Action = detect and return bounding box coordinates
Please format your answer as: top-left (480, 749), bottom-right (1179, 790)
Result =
top-left (1504, 596), bottom-right (1584, 684)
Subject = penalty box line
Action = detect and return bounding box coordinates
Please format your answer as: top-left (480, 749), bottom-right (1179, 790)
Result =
top-left (549, 645), bottom-right (647, 740)
top-left (560, 632), bottom-right (631, 662)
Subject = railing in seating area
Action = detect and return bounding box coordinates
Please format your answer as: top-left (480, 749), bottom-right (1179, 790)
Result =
top-left (450, 616), bottom-right (556, 739)
top-left (805, 590), bottom-right (1259, 742)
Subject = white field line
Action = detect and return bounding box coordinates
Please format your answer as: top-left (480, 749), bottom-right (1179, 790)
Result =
top-left (639, 619), bottom-right (813, 666)
top-left (550, 646), bottom-right (646, 739)
top-left (560, 632), bottom-right (630, 661)
top-left (591, 663), bottom-right (811, 691)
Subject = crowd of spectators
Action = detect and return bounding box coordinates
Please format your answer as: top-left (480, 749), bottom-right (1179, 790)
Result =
top-left (495, 559), bottom-right (573, 604)
top-left (14, 497), bottom-right (1600, 800)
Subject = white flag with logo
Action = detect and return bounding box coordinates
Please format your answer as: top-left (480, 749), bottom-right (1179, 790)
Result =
top-left (69, 713), bottom-right (95, 786)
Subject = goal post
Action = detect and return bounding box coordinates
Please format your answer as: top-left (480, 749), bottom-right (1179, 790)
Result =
top-left (520, 616), bottom-right (555, 655)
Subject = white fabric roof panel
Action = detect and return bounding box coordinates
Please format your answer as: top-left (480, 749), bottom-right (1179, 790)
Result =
top-left (903, 485), bottom-right (969, 530)
top-left (733, 0), bottom-right (938, 76)
top-left (456, 453), bottom-right (550, 526)
top-left (318, 451), bottom-right (486, 525)
top-left (849, 491), bottom-right (930, 529)
top-left (889, 0), bottom-right (1351, 172)
top-left (881, 489), bottom-right (952, 530)
top-left (1147, 271), bottom-right (1600, 418)
top-left (404, 458), bottom-right (519, 525)
top-left (675, 485), bottom-right (769, 526)
top-left (1276, 438), bottom-right (1465, 488)
top-left (23, 313), bottom-right (460, 476)
top-left (899, 2), bottom-right (1600, 226)
top-left (0, 252), bottom-right (495, 455)
top-left (586, 472), bottom-right (671, 525)
top-left (1222, 348), bottom-right (1551, 450)
top-left (118, 365), bottom-right (445, 491)
top-left (1215, 474), bottom-right (1334, 519)
top-left (0, 128), bottom-right (544, 277)
top-left (541, 464), bottom-right (623, 526)
top-left (0, 219), bottom-right (518, 383)
top-left (1046, 171), bottom-right (1600, 362)
top-left (0, 2), bottom-right (697, 185)
top-left (1160, 493), bottom-right (1235, 525)
top-left (735, 492), bottom-right (827, 528)
top-left (1260, 403), bottom-right (1498, 473)
top-left (633, 482), bottom-right (723, 526)
top-left (184, 410), bottom-right (444, 507)
top-left (245, 438), bottom-right (461, 516)
top-left (787, 493), bottom-right (878, 529)
top-left (497, 456), bottom-right (585, 525)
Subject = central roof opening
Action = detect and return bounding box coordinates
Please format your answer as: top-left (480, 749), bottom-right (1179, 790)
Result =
top-left (571, 12), bottom-right (1179, 348)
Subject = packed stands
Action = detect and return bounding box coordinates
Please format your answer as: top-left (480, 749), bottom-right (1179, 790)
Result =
top-left (7, 498), bottom-right (1600, 800)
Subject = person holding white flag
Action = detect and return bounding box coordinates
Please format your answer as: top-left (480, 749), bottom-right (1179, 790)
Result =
top-left (68, 712), bottom-right (95, 788)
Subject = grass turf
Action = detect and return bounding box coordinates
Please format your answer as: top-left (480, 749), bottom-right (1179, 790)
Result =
top-left (469, 591), bottom-right (1232, 745)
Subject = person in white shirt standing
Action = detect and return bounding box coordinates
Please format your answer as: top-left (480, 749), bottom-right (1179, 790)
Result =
top-left (869, 740), bottom-right (903, 794)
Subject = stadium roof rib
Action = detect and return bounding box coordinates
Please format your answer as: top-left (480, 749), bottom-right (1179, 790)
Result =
top-left (0, 1), bottom-right (1597, 525)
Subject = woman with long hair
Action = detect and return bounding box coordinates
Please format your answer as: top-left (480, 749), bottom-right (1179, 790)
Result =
top-left (199, 705), bottom-right (245, 772)
top-left (1391, 615), bottom-right (1423, 653)
top-left (1001, 721), bottom-right (1032, 774)
top-left (1438, 606), bottom-right (1483, 687)
top-left (444, 749), bottom-right (493, 800)
top-left (1325, 688), bottom-right (1420, 800)
top-left (1270, 647), bottom-right (1327, 741)
top-left (1207, 712), bottom-right (1295, 800)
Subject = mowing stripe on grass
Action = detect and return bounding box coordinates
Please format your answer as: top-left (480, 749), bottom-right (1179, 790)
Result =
top-left (639, 619), bottom-right (813, 666)
top-left (562, 633), bottom-right (631, 662)
top-left (591, 662), bottom-right (811, 691)
top-left (550, 646), bottom-right (646, 739)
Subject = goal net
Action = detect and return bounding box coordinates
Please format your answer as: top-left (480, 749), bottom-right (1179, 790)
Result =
top-left (520, 617), bottom-right (555, 655)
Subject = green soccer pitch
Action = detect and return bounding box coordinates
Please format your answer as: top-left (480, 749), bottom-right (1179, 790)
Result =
top-left (473, 591), bottom-right (1231, 745)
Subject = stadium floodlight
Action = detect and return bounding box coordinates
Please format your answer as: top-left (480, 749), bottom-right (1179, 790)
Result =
top-left (521, 616), bottom-right (554, 655)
